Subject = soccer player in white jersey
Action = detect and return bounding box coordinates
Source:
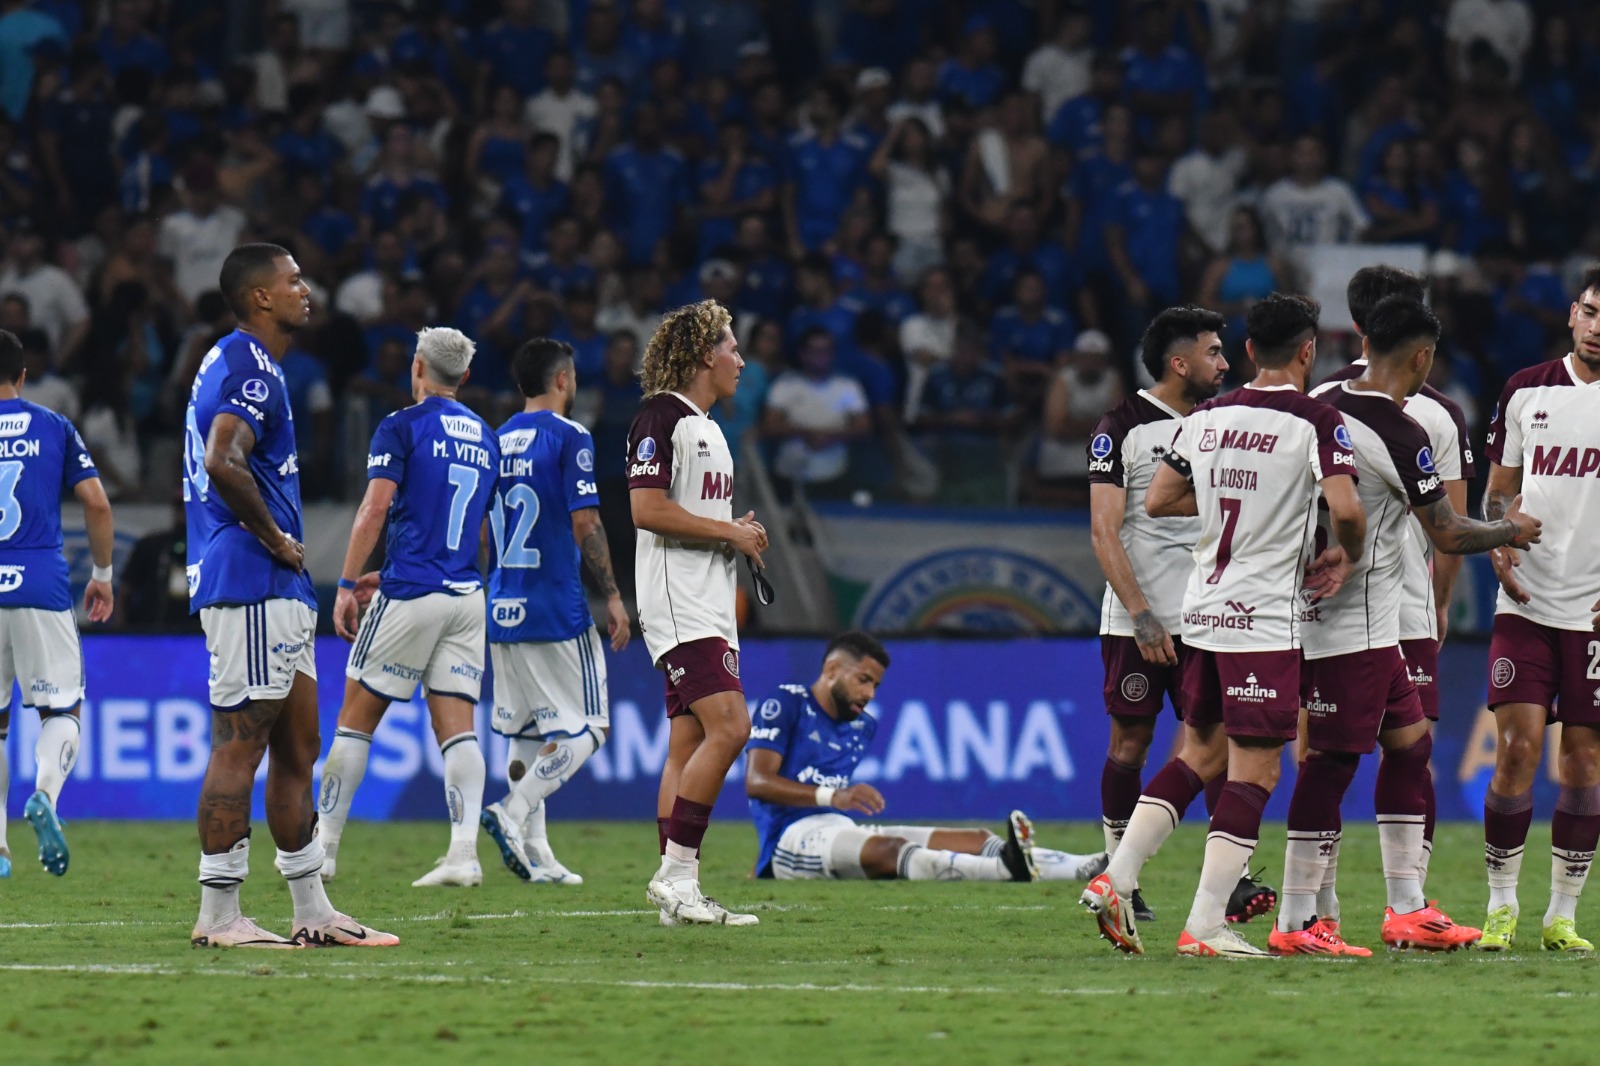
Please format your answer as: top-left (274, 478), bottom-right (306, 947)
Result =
top-left (316, 327), bottom-right (499, 888)
top-left (1477, 267), bottom-right (1600, 952)
top-left (0, 328), bottom-right (114, 879)
top-left (1272, 296), bottom-right (1538, 956)
top-left (629, 299), bottom-right (767, 926)
top-left (479, 338), bottom-right (631, 885)
top-left (187, 244), bottom-right (394, 948)
top-left (1082, 293), bottom-right (1365, 957)
top-left (1307, 265), bottom-right (1477, 924)
top-left (747, 631), bottom-right (1105, 883)
top-left (1090, 306), bottom-right (1237, 923)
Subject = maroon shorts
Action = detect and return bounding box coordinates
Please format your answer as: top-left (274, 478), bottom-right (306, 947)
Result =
top-left (1101, 635), bottom-right (1186, 718)
top-left (1487, 614), bottom-right (1600, 724)
top-left (660, 637), bottom-right (743, 719)
top-left (1300, 647), bottom-right (1425, 754)
top-left (1181, 647), bottom-right (1302, 741)
top-left (1400, 638), bottom-right (1439, 721)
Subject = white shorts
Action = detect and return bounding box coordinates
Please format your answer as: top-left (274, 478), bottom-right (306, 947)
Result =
top-left (0, 607), bottom-right (83, 713)
top-left (771, 813), bottom-right (937, 880)
top-left (347, 590), bottom-right (486, 703)
top-left (200, 599), bottom-right (317, 710)
top-left (490, 627), bottom-right (609, 738)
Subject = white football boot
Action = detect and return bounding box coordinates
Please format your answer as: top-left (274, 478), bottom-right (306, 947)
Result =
top-left (524, 838), bottom-right (583, 885)
top-left (412, 855), bottom-right (484, 887)
top-left (646, 876), bottom-right (759, 926)
top-left (291, 912), bottom-right (401, 947)
top-left (191, 915), bottom-right (300, 949)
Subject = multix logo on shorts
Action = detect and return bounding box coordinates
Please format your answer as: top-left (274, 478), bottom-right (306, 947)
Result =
top-left (382, 663), bottom-right (425, 682)
top-left (1492, 658), bottom-right (1516, 688)
top-left (1120, 673), bottom-right (1149, 701)
top-left (451, 662), bottom-right (483, 682)
top-left (1225, 672), bottom-right (1277, 703)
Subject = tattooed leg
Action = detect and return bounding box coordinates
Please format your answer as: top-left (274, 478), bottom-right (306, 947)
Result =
top-left (198, 699), bottom-right (282, 853)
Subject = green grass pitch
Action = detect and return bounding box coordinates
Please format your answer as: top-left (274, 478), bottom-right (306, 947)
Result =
top-left (0, 820), bottom-right (1593, 1065)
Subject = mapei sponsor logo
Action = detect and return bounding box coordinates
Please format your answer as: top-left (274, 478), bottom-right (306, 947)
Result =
top-left (1528, 445), bottom-right (1600, 480)
top-left (1491, 657), bottom-right (1516, 689)
top-left (1304, 687), bottom-right (1337, 717)
top-left (500, 428), bottom-right (537, 455)
top-left (702, 471), bottom-right (733, 500)
top-left (492, 598), bottom-right (527, 627)
top-left (0, 565), bottom-right (25, 593)
top-left (1216, 429), bottom-right (1280, 454)
top-left (440, 415), bottom-right (483, 442)
top-left (1183, 599), bottom-right (1257, 631)
top-left (1225, 672), bottom-right (1278, 703)
top-left (0, 412), bottom-right (32, 437)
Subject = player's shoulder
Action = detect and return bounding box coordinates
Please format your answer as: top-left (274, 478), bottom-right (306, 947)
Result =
top-left (630, 391), bottom-right (698, 431)
top-left (752, 685), bottom-right (809, 722)
top-left (6, 398), bottom-right (68, 433)
top-left (547, 411), bottom-right (593, 439)
top-left (1095, 390), bottom-right (1176, 441)
top-left (1503, 356), bottom-right (1578, 398)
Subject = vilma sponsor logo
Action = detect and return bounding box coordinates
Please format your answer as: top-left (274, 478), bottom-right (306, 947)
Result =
top-left (1120, 673), bottom-right (1150, 702)
top-left (440, 415), bottom-right (483, 442)
top-left (1224, 672), bottom-right (1278, 703)
top-left (0, 412), bottom-right (32, 437)
top-left (500, 428), bottom-right (537, 455)
top-left (1491, 657), bottom-right (1516, 689)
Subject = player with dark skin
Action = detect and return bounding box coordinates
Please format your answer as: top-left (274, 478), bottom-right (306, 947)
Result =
top-left (195, 253), bottom-right (324, 859)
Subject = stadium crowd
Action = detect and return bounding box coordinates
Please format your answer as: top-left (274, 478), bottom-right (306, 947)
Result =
top-left (0, 0), bottom-right (1592, 509)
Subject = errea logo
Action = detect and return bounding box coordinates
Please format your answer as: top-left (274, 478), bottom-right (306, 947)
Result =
top-left (1531, 410), bottom-right (1549, 430)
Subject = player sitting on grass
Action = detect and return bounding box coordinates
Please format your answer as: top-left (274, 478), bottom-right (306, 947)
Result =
top-left (746, 631), bottom-right (1106, 882)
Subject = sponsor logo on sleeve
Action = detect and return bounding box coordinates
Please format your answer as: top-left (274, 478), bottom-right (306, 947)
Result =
top-left (1417, 446), bottom-right (1436, 474)
top-left (749, 726), bottom-right (781, 741)
top-left (576, 447), bottom-right (594, 472)
top-left (1333, 424), bottom-right (1353, 451)
top-left (1089, 433), bottom-right (1114, 473)
top-left (759, 698), bottom-right (783, 721)
top-left (637, 437), bottom-right (656, 461)
top-left (241, 378), bottom-right (270, 404)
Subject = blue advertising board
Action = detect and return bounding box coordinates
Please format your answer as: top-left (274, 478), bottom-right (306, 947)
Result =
top-left (0, 636), bottom-right (1563, 827)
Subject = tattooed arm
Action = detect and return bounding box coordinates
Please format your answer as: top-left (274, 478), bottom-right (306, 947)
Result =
top-left (1091, 482), bottom-right (1176, 666)
top-left (1415, 486), bottom-right (1540, 555)
top-left (1481, 462), bottom-right (1532, 604)
top-left (573, 507), bottom-right (631, 651)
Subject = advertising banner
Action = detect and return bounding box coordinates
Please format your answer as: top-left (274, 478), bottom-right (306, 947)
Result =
top-left (0, 636), bottom-right (1556, 828)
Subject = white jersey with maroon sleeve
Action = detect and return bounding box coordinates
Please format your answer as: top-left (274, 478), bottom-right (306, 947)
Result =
top-left (1302, 382), bottom-right (1448, 658)
top-left (1484, 354), bottom-right (1600, 632)
top-left (1088, 390), bottom-right (1199, 635)
top-left (1165, 383), bottom-right (1356, 652)
top-left (1325, 363), bottom-right (1476, 640)
top-left (626, 391), bottom-right (739, 664)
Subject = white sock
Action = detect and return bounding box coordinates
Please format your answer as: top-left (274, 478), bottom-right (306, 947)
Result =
top-left (1278, 832), bottom-right (1332, 932)
top-left (1487, 846), bottom-right (1524, 915)
top-left (1106, 796), bottom-right (1180, 896)
top-left (276, 838), bottom-right (337, 923)
top-left (440, 732), bottom-right (484, 857)
top-left (1102, 816), bottom-right (1127, 857)
top-left (1419, 839), bottom-right (1432, 889)
top-left (0, 727), bottom-right (9, 847)
top-left (197, 836), bottom-right (250, 928)
top-left (33, 714), bottom-right (79, 805)
top-left (897, 843), bottom-right (1008, 881)
top-left (1031, 847), bottom-right (1101, 880)
top-left (659, 840), bottom-right (698, 881)
top-left (1378, 816), bottom-right (1427, 914)
top-left (1186, 830), bottom-right (1256, 939)
top-left (1547, 846), bottom-right (1595, 925)
top-left (1316, 835), bottom-right (1341, 921)
top-left (316, 728), bottom-right (372, 848)
top-left (504, 730), bottom-right (602, 824)
top-left (523, 799), bottom-right (547, 846)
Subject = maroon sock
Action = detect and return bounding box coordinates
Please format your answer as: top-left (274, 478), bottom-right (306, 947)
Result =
top-left (1552, 785), bottom-right (1600, 862)
top-left (657, 817), bottom-right (670, 856)
top-left (1204, 774), bottom-right (1226, 817)
top-left (665, 796), bottom-right (714, 853)
top-left (1210, 781), bottom-right (1271, 840)
top-left (1144, 758), bottom-right (1207, 821)
top-left (1286, 752), bottom-right (1359, 833)
top-left (1376, 733), bottom-right (1431, 817)
top-left (1484, 786), bottom-right (1534, 858)
top-left (1101, 755), bottom-right (1142, 830)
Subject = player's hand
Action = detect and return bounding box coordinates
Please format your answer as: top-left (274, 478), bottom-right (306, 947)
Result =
top-left (1131, 609), bottom-right (1177, 666)
top-left (82, 579), bottom-right (113, 624)
top-left (831, 784), bottom-right (885, 816)
top-left (1490, 545), bottom-right (1530, 604)
top-left (334, 587), bottom-right (361, 642)
top-left (267, 530), bottom-right (305, 573)
top-left (1303, 546), bottom-right (1352, 601)
top-left (354, 570), bottom-right (381, 608)
top-left (605, 595), bottom-right (631, 652)
top-left (728, 511), bottom-right (767, 568)
top-left (1504, 494), bottom-right (1541, 549)
top-left (1590, 595), bottom-right (1600, 633)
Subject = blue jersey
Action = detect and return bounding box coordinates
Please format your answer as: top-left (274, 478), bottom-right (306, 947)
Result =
top-left (0, 399), bottom-right (97, 611)
top-left (747, 684), bottom-right (879, 878)
top-left (184, 330), bottom-right (316, 612)
top-left (487, 410), bottom-right (598, 643)
top-left (366, 396), bottom-right (499, 601)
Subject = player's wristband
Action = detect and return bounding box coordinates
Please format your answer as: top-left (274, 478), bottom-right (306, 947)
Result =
top-left (337, 577), bottom-right (358, 591)
top-left (814, 786), bottom-right (836, 808)
top-left (91, 564), bottom-right (112, 584)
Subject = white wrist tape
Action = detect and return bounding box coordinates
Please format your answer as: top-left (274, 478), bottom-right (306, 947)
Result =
top-left (815, 786), bottom-right (836, 808)
top-left (91, 564), bottom-right (112, 583)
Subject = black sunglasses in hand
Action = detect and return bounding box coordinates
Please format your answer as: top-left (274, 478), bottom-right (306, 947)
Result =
top-left (746, 556), bottom-right (775, 606)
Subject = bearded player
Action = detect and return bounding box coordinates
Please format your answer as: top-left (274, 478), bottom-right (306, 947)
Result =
top-left (1478, 267), bottom-right (1600, 952)
top-left (1090, 305), bottom-right (1276, 924)
top-left (1083, 293), bottom-right (1365, 957)
top-left (1271, 295), bottom-right (1538, 956)
top-left (630, 300), bottom-right (768, 926)
top-left (746, 631), bottom-right (1105, 883)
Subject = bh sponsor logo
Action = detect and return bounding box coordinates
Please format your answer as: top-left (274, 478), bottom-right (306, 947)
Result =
top-left (1225, 672), bottom-right (1277, 703)
top-left (492, 599), bottom-right (527, 627)
top-left (0, 565), bottom-right (25, 593)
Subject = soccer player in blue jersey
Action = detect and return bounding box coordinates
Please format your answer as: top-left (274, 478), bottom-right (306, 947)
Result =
top-left (315, 327), bottom-right (500, 888)
top-left (187, 243), bottom-right (396, 948)
top-left (479, 338), bottom-right (631, 885)
top-left (0, 328), bottom-right (114, 879)
top-left (747, 632), bottom-right (1106, 883)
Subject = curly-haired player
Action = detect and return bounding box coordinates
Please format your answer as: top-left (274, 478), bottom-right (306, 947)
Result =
top-left (629, 300), bottom-right (768, 926)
